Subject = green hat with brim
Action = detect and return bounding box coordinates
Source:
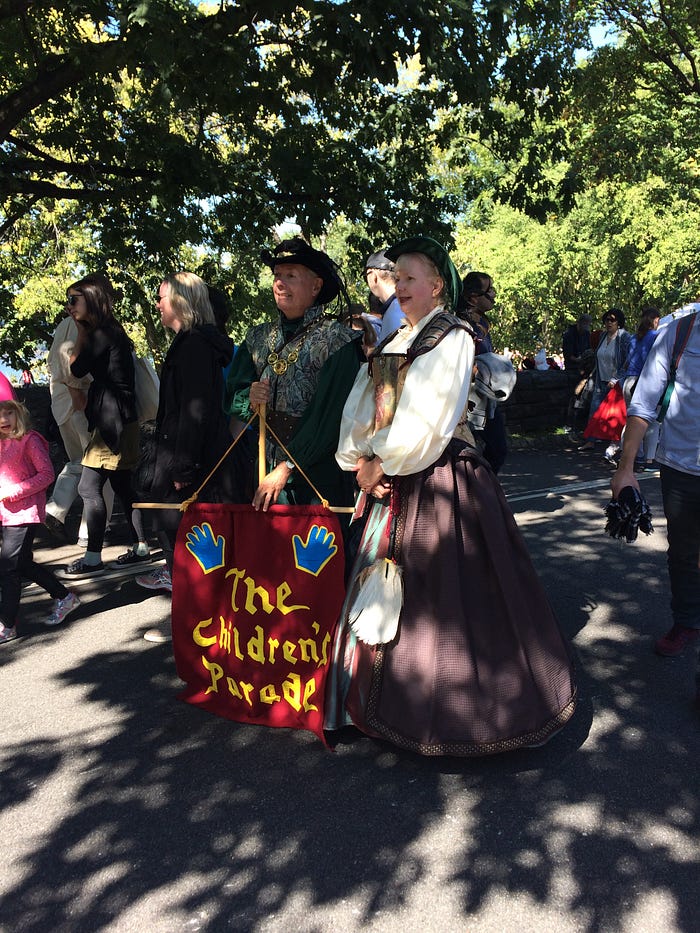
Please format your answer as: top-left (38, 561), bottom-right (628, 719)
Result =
top-left (385, 236), bottom-right (461, 310)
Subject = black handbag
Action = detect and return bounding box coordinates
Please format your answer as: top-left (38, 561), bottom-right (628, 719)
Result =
top-left (132, 422), bottom-right (158, 500)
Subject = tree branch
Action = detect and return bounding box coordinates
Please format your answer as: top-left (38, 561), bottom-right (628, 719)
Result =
top-left (0, 3), bottom-right (270, 145)
top-left (5, 136), bottom-right (159, 182)
top-left (0, 38), bottom-right (125, 143)
top-left (0, 177), bottom-right (107, 200)
top-left (657, 0), bottom-right (700, 93)
top-left (603, 1), bottom-right (700, 96)
top-left (0, 194), bottom-right (40, 240)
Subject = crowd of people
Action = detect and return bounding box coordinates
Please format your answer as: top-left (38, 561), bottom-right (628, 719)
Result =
top-left (568, 305), bottom-right (663, 470)
top-left (0, 236), bottom-right (697, 752)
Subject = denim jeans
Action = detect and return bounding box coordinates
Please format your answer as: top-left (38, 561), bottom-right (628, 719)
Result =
top-left (0, 524), bottom-right (68, 626)
top-left (660, 465), bottom-right (700, 631)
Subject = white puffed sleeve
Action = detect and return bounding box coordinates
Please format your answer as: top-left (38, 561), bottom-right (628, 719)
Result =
top-left (336, 363), bottom-right (376, 469)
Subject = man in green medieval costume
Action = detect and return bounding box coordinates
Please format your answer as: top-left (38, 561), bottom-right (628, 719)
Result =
top-left (225, 238), bottom-right (361, 512)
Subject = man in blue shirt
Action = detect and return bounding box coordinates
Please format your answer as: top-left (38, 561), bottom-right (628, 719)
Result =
top-left (612, 311), bottom-right (700, 708)
top-left (364, 249), bottom-right (405, 340)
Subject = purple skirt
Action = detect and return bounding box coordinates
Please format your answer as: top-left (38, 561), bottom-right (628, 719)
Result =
top-left (325, 441), bottom-right (576, 756)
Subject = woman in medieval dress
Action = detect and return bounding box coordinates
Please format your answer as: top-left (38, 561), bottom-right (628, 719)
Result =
top-left (325, 236), bottom-right (576, 756)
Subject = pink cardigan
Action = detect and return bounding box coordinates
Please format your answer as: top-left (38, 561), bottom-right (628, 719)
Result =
top-left (0, 431), bottom-right (54, 526)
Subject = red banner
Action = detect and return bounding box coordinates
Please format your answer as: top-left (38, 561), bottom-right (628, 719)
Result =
top-left (171, 503), bottom-right (345, 745)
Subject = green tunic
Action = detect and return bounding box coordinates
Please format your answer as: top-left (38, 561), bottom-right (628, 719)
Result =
top-left (225, 306), bottom-right (362, 506)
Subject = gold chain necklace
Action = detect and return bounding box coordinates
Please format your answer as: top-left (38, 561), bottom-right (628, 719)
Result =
top-left (267, 344), bottom-right (299, 375)
top-left (266, 319), bottom-right (318, 375)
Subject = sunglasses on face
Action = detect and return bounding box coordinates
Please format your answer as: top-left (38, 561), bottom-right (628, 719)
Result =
top-left (155, 292), bottom-right (166, 304)
top-left (65, 294), bottom-right (82, 306)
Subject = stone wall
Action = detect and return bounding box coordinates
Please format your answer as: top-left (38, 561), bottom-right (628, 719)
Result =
top-left (501, 369), bottom-right (579, 435)
top-left (15, 384), bottom-right (53, 436)
top-left (16, 373), bottom-right (579, 450)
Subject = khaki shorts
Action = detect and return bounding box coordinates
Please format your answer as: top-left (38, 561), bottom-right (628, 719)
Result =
top-left (82, 421), bottom-right (140, 471)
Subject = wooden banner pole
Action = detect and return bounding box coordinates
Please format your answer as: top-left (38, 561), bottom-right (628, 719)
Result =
top-left (258, 402), bottom-right (267, 486)
top-left (134, 402), bottom-right (356, 513)
top-left (132, 502), bottom-right (183, 509)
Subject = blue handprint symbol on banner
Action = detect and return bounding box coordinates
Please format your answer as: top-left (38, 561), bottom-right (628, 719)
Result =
top-left (185, 523), bottom-right (226, 574)
top-left (292, 525), bottom-right (338, 576)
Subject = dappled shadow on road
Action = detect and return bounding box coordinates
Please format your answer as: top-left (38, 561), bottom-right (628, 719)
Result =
top-left (0, 580), bottom-right (160, 662)
top-left (495, 474), bottom-right (699, 933)
top-left (0, 642), bottom-right (448, 930)
top-left (0, 464), bottom-right (698, 932)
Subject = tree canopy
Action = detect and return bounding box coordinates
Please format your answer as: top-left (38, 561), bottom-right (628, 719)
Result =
top-left (1, 0), bottom-right (584, 238)
top-left (447, 0), bottom-right (700, 354)
top-left (1, 0), bottom-right (591, 364)
top-left (1, 1), bottom-right (699, 368)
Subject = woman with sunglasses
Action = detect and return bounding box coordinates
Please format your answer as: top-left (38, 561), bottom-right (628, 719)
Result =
top-left (63, 273), bottom-right (149, 575)
top-left (44, 305), bottom-right (115, 544)
top-left (578, 308), bottom-right (632, 452)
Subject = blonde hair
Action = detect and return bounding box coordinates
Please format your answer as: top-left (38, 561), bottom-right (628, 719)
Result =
top-left (0, 399), bottom-right (32, 438)
top-left (163, 272), bottom-right (215, 332)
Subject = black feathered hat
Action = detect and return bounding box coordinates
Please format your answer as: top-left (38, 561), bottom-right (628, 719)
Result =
top-left (261, 237), bottom-right (343, 306)
top-left (604, 486), bottom-right (654, 543)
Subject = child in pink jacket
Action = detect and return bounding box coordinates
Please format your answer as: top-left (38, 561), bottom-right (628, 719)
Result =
top-left (0, 400), bottom-right (81, 643)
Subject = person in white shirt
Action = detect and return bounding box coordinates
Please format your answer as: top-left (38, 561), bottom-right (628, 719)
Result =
top-left (364, 249), bottom-right (405, 340)
top-left (612, 311), bottom-right (700, 705)
top-left (45, 312), bottom-right (113, 542)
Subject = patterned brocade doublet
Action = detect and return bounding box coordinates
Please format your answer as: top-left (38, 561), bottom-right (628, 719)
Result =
top-left (246, 306), bottom-right (355, 418)
top-left (226, 303), bottom-right (360, 507)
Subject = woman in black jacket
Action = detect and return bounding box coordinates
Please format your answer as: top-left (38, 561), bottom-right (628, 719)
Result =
top-left (65, 273), bottom-right (148, 576)
top-left (135, 272), bottom-right (242, 599)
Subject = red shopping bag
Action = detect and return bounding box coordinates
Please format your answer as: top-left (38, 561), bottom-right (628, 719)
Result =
top-left (583, 382), bottom-right (627, 441)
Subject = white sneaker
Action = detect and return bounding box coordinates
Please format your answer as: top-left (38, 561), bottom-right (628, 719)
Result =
top-left (46, 592), bottom-right (81, 626)
top-left (0, 624), bottom-right (18, 644)
top-left (135, 568), bottom-right (172, 593)
top-left (143, 625), bottom-right (172, 643)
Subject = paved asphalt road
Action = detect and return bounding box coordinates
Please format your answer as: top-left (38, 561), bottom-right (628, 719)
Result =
top-left (1, 442), bottom-right (698, 933)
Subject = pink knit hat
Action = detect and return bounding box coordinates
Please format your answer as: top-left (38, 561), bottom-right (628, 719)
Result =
top-left (0, 371), bottom-right (16, 402)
